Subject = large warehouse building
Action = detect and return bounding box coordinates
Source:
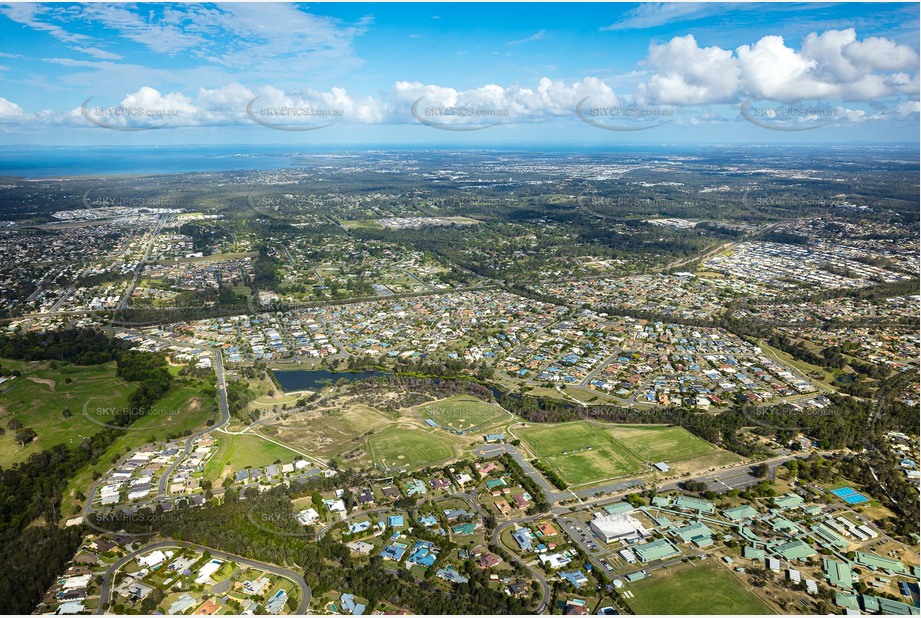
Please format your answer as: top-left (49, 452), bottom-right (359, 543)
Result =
top-left (590, 513), bottom-right (648, 544)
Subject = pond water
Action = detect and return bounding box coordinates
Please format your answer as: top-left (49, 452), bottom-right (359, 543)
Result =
top-left (272, 369), bottom-right (392, 391)
top-left (272, 369), bottom-right (517, 404)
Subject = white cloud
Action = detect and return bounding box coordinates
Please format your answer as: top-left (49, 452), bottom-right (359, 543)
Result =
top-left (895, 100), bottom-right (921, 115)
top-left (737, 35), bottom-right (827, 101)
top-left (602, 3), bottom-right (724, 31)
top-left (0, 66), bottom-right (914, 133)
top-left (0, 97), bottom-right (26, 120)
top-left (250, 85), bottom-right (387, 125)
top-left (3, 3), bottom-right (370, 80)
top-left (639, 35), bottom-right (740, 105)
top-left (71, 46), bottom-right (123, 61)
top-left (507, 30), bottom-right (547, 46)
top-left (394, 77), bottom-right (618, 122)
top-left (639, 29), bottom-right (920, 104)
top-left (0, 3), bottom-right (90, 44)
top-left (842, 34), bottom-right (919, 72)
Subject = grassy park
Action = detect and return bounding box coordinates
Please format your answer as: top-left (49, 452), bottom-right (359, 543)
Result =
top-left (624, 561), bottom-right (772, 614)
top-left (259, 404), bottom-right (395, 463)
top-left (367, 425), bottom-right (456, 472)
top-left (417, 395), bottom-right (506, 432)
top-left (204, 433), bottom-right (301, 484)
top-left (518, 421), bottom-right (739, 486)
top-left (609, 424), bottom-right (733, 465)
top-left (517, 421), bottom-right (645, 486)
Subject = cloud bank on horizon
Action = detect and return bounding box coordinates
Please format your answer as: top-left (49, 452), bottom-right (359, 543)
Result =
top-left (0, 2), bottom-right (917, 142)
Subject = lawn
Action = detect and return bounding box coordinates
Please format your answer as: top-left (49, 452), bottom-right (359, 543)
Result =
top-left (204, 433), bottom-right (300, 483)
top-left (0, 359), bottom-right (135, 467)
top-left (608, 425), bottom-right (719, 463)
top-left (367, 425), bottom-right (456, 472)
top-left (755, 339), bottom-right (838, 387)
top-left (84, 384), bottom-right (216, 435)
top-left (517, 421), bottom-right (644, 486)
top-left (625, 561), bottom-right (772, 614)
top-left (418, 395), bottom-right (505, 432)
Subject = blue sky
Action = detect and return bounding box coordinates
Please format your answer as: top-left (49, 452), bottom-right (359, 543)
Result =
top-left (0, 2), bottom-right (918, 145)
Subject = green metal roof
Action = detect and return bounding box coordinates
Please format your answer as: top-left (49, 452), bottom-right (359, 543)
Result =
top-left (867, 595), bottom-right (921, 615)
top-left (835, 593), bottom-right (860, 610)
top-left (773, 493), bottom-right (805, 509)
top-left (744, 546), bottom-right (765, 560)
top-left (634, 538), bottom-right (682, 563)
top-left (723, 504), bottom-right (758, 521)
top-left (673, 495), bottom-right (715, 514)
top-left (768, 516), bottom-right (800, 532)
top-left (855, 552), bottom-right (907, 574)
top-left (673, 522), bottom-right (714, 544)
top-left (603, 502), bottom-right (634, 515)
top-left (822, 558), bottom-right (853, 589)
top-left (774, 540), bottom-right (816, 561)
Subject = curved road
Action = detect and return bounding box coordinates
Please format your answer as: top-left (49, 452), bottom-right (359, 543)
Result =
top-left (82, 342), bottom-right (230, 515)
top-left (95, 541), bottom-right (310, 615)
top-left (157, 348), bottom-right (231, 496)
top-left (491, 515), bottom-right (551, 614)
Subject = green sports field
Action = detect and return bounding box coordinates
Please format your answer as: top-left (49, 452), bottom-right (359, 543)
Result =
top-left (517, 421), bottom-right (737, 486)
top-left (625, 561), bottom-right (772, 614)
top-left (418, 395), bottom-right (505, 432)
top-left (609, 425), bottom-right (718, 462)
top-left (367, 425), bottom-right (456, 472)
top-left (517, 422), bottom-right (644, 486)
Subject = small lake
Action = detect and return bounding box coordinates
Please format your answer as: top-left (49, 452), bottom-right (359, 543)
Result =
top-left (272, 369), bottom-right (392, 392)
top-left (272, 368), bottom-right (516, 403)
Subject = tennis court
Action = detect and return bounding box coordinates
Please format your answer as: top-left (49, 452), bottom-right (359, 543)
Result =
top-left (830, 486), bottom-right (869, 504)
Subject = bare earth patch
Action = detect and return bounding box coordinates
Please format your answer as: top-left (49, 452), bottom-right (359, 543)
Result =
top-left (27, 376), bottom-right (56, 392)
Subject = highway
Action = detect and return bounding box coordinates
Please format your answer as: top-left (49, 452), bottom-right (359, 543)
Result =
top-left (94, 541), bottom-right (311, 614)
top-left (116, 215), bottom-right (167, 312)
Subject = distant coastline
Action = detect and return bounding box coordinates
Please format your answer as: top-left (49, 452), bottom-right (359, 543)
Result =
top-left (1, 143), bottom-right (917, 179)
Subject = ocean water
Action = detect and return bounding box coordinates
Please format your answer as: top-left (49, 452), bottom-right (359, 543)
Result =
top-left (0, 145), bottom-right (349, 178)
top-left (1, 143), bottom-right (914, 179)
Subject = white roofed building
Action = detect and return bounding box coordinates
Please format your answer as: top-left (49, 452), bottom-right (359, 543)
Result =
top-left (590, 513), bottom-right (648, 544)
